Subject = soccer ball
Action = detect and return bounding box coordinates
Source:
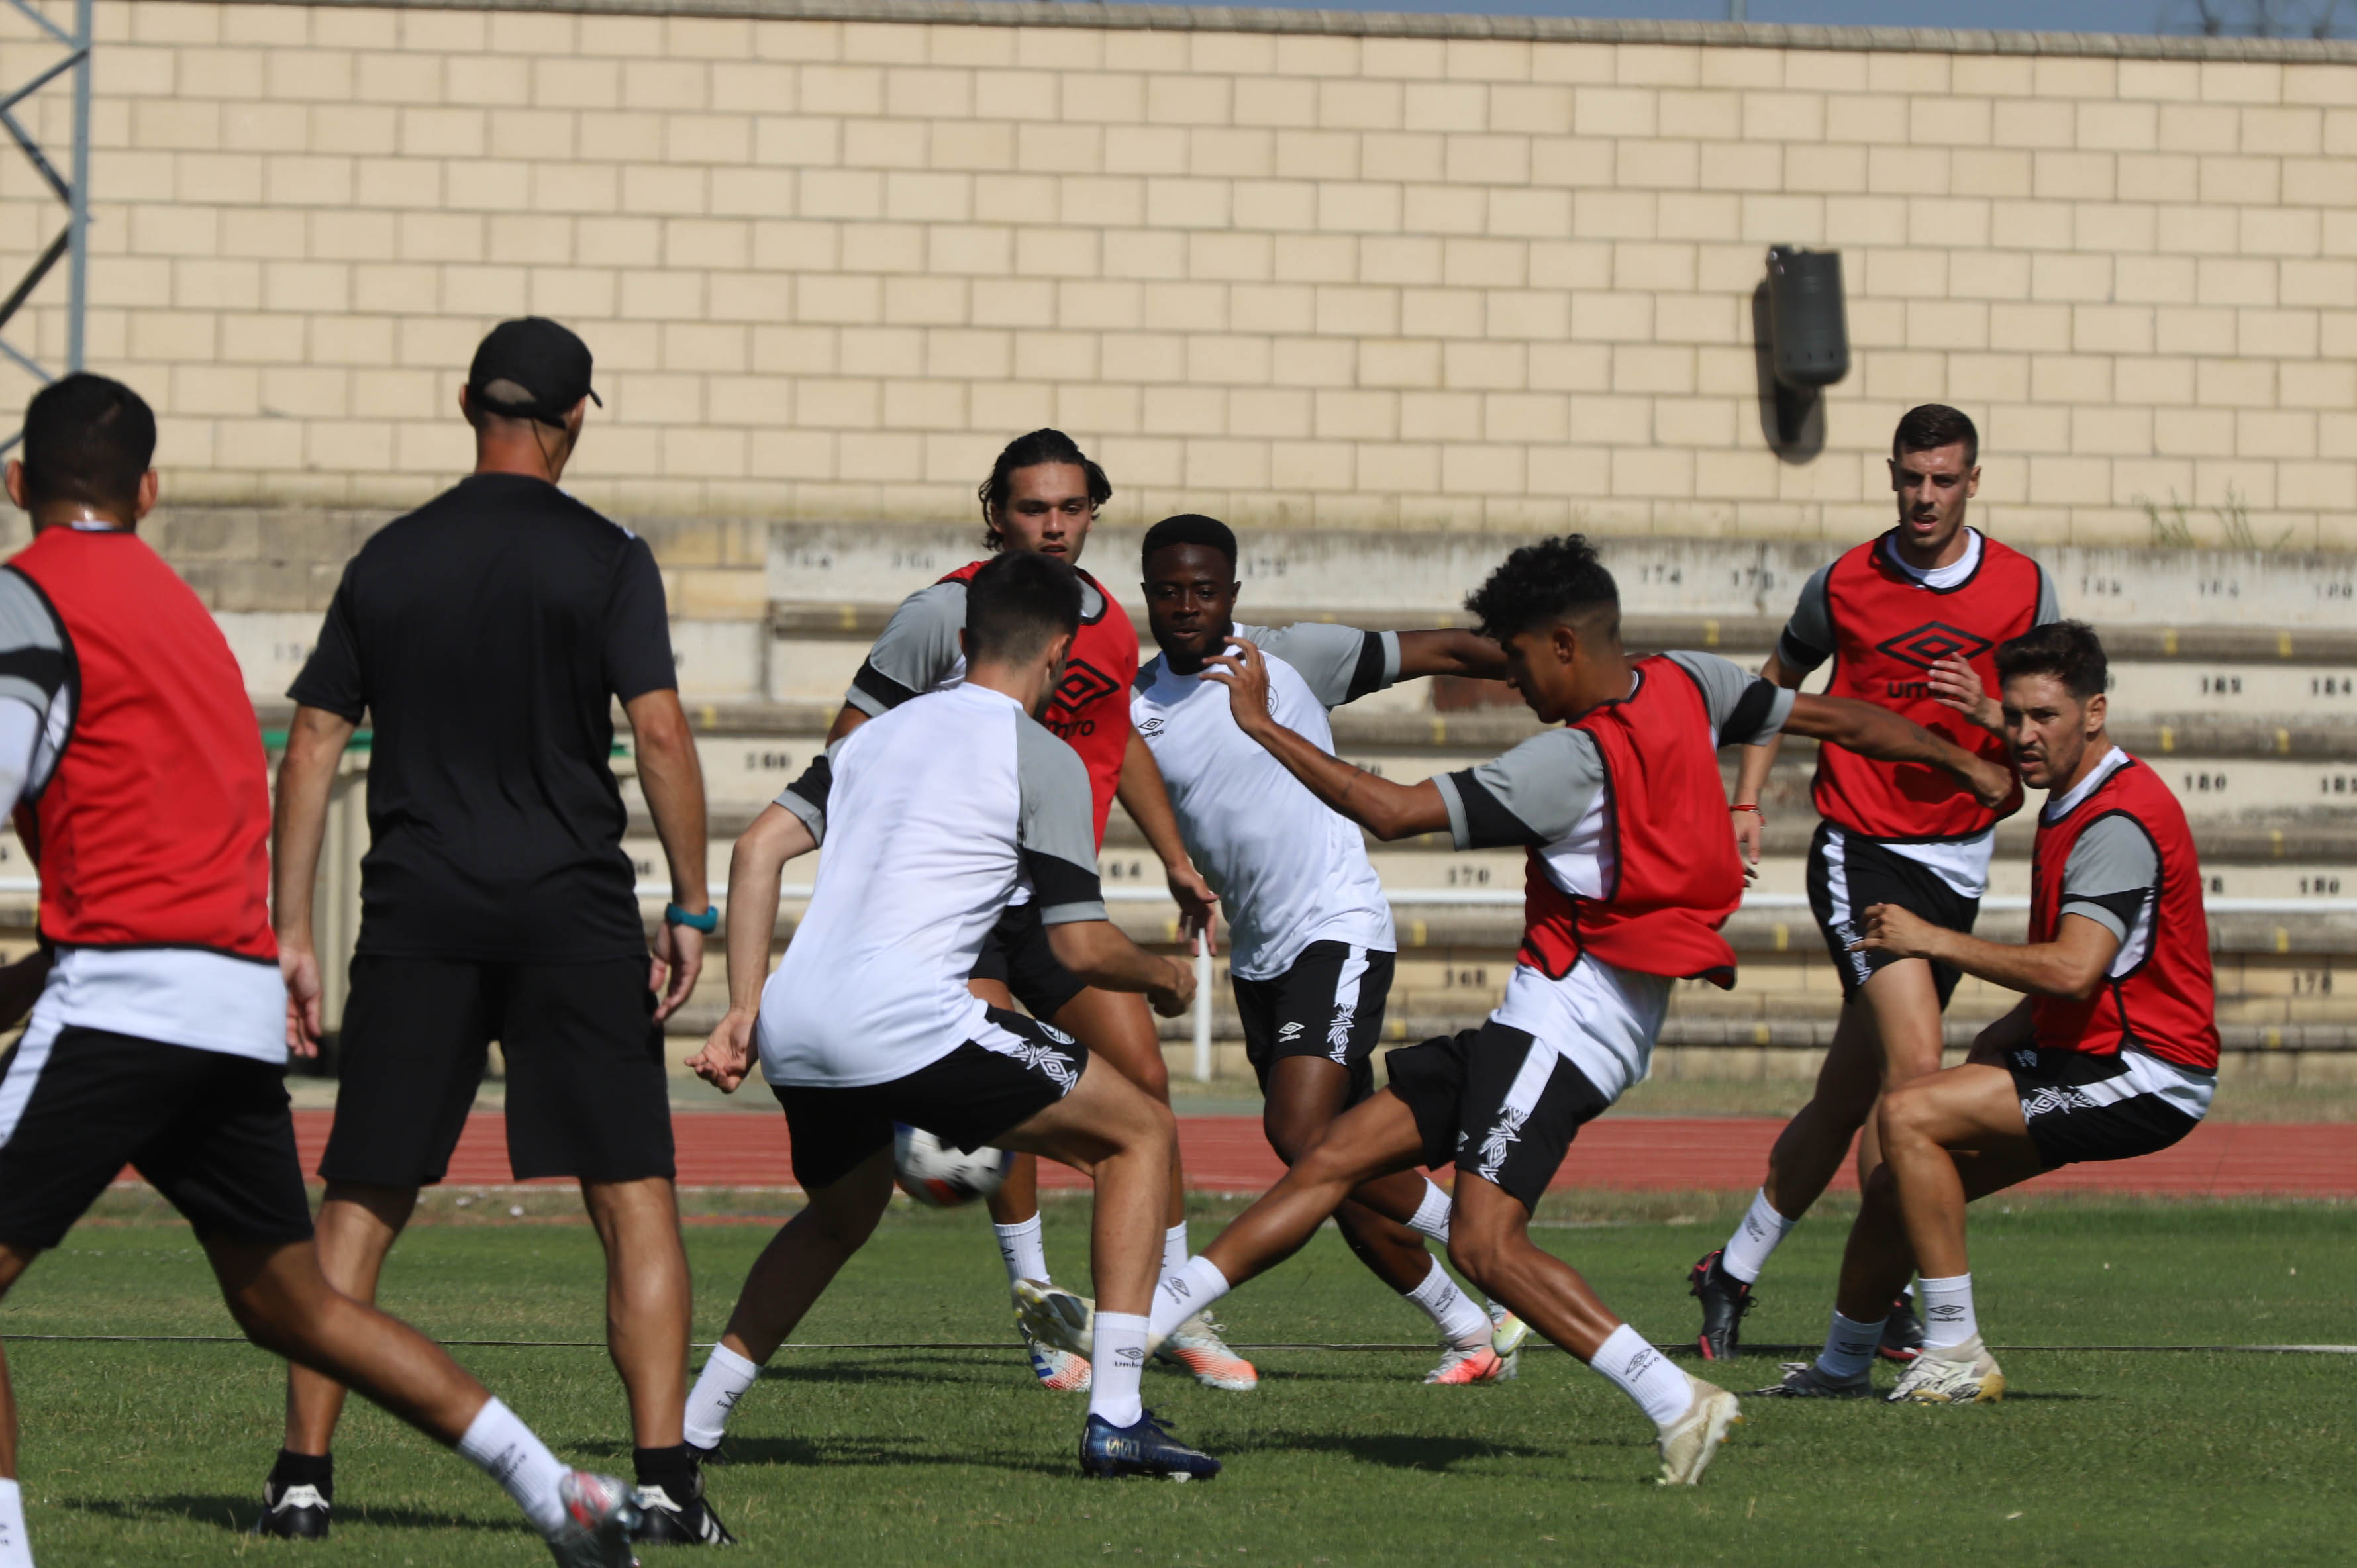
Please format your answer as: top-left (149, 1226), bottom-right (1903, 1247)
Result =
top-left (892, 1124), bottom-right (1013, 1208)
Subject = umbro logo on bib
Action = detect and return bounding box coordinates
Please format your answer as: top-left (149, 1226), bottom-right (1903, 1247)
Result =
top-left (1874, 622), bottom-right (1993, 672)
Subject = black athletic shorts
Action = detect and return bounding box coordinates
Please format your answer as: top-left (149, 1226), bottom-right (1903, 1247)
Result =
top-left (320, 956), bottom-right (674, 1187)
top-left (772, 1008), bottom-right (1088, 1191)
top-left (2005, 1046), bottom-right (2206, 1171)
top-left (970, 901), bottom-right (1088, 1021)
top-left (0, 1022), bottom-right (314, 1250)
top-left (1384, 1020), bottom-right (1612, 1214)
top-left (1232, 941), bottom-right (1395, 1106)
top-left (1807, 822), bottom-right (1980, 1006)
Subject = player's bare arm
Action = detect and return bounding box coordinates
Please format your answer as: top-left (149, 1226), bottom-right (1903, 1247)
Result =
top-left (1852, 904), bottom-right (2120, 1001)
top-left (1203, 638), bottom-right (1452, 842)
top-left (1781, 691), bottom-right (2014, 809)
top-left (1729, 648), bottom-right (1803, 875)
top-left (1043, 918), bottom-right (1197, 1017)
top-left (627, 686), bottom-right (711, 1023)
top-left (1392, 627), bottom-right (1507, 681)
top-left (689, 802), bottom-right (816, 1095)
top-left (272, 702), bottom-right (360, 1057)
top-left (1115, 726), bottom-right (1219, 950)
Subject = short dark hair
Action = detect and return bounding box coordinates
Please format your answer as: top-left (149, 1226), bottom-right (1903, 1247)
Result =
top-left (20, 373), bottom-right (156, 518)
top-left (1463, 534), bottom-right (1619, 644)
top-left (977, 428), bottom-right (1111, 552)
top-left (1140, 513), bottom-right (1237, 571)
top-left (966, 549), bottom-right (1083, 666)
top-left (1996, 620), bottom-right (2109, 701)
top-left (1893, 403), bottom-right (1978, 469)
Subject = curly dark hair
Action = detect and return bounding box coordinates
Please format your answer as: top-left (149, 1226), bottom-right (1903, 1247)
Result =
top-left (1995, 620), bottom-right (2109, 700)
top-left (976, 429), bottom-right (1111, 552)
top-left (1462, 535), bottom-right (1620, 644)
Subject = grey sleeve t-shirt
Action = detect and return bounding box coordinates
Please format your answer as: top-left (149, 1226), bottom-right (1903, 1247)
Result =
top-left (846, 581), bottom-right (968, 718)
top-left (1014, 714), bottom-right (1107, 926)
top-left (1237, 622), bottom-right (1401, 710)
top-left (2059, 814), bottom-right (2161, 944)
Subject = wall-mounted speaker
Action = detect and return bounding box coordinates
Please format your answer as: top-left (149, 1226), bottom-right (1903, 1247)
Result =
top-left (1766, 246), bottom-right (1848, 388)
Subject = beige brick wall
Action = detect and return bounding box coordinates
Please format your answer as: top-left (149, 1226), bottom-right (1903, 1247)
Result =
top-left (3, 3), bottom-right (2355, 547)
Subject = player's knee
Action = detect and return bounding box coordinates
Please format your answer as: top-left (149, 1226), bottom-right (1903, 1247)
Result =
top-left (1261, 1106), bottom-right (1318, 1165)
top-left (1124, 1049), bottom-right (1170, 1103)
top-left (1876, 1081), bottom-right (1941, 1148)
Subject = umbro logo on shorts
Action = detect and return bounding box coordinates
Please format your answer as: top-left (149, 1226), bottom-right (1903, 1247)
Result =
top-left (1873, 622), bottom-right (1994, 673)
top-left (1277, 1021), bottom-right (1303, 1043)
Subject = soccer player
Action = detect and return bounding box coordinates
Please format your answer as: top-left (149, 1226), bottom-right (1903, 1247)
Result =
top-left (679, 552), bottom-right (1220, 1481)
top-left (1691, 403), bottom-right (2059, 1363)
top-left (1018, 536), bottom-right (2013, 1484)
top-left (1753, 622), bottom-right (2217, 1403)
top-left (711, 430), bottom-right (1254, 1394)
top-left (1131, 513), bottom-right (1529, 1384)
top-left (0, 374), bottom-right (640, 1567)
top-left (264, 318), bottom-right (728, 1544)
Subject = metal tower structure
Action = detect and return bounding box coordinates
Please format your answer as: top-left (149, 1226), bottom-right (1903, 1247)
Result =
top-left (0, 0), bottom-right (89, 447)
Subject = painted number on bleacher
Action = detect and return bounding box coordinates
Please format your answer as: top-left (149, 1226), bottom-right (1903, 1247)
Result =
top-left (271, 640), bottom-right (315, 665)
top-left (2200, 675), bottom-right (2242, 695)
top-left (2079, 576), bottom-right (2124, 598)
top-left (1103, 860), bottom-right (1148, 880)
top-left (1727, 567), bottom-right (1779, 591)
top-left (2301, 876), bottom-right (2344, 896)
top-left (2197, 578), bottom-right (2240, 599)
top-left (2293, 970), bottom-right (2334, 994)
top-left (888, 550), bottom-right (939, 570)
top-left (1444, 865), bottom-right (1491, 885)
top-left (2318, 581), bottom-right (2354, 601)
top-left (632, 857), bottom-right (655, 878)
top-left (1240, 554), bottom-right (1291, 579)
top-left (1442, 967), bottom-right (1488, 989)
top-left (2320, 775), bottom-right (2357, 796)
top-left (744, 751), bottom-right (798, 772)
top-left (2208, 875), bottom-right (2225, 894)
top-left (2313, 677), bottom-right (2355, 698)
top-left (2184, 772), bottom-right (2230, 792)
top-left (1636, 565), bottom-right (1682, 586)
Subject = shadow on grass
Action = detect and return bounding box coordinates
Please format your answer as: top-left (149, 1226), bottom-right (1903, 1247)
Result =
top-left (599, 1434), bottom-right (1068, 1478)
top-left (1231, 1431), bottom-right (1556, 1472)
top-left (66, 1493), bottom-right (531, 1536)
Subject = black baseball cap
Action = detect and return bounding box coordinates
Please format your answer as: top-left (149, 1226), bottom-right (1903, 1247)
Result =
top-left (466, 317), bottom-right (602, 427)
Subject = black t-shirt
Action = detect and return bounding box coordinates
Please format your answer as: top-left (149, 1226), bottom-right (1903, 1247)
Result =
top-left (289, 473), bottom-right (676, 963)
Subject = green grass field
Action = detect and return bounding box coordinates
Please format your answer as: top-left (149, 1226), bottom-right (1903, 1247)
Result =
top-left (5, 1197), bottom-right (2351, 1567)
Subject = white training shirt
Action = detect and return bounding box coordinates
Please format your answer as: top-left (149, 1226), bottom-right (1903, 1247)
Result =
top-left (0, 564), bottom-right (285, 1065)
top-left (758, 682), bottom-right (1108, 1090)
top-left (1428, 652), bottom-right (1795, 1101)
top-left (1131, 622), bottom-right (1401, 982)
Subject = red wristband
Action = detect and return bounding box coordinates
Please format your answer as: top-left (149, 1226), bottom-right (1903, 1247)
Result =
top-left (1729, 803), bottom-right (1762, 816)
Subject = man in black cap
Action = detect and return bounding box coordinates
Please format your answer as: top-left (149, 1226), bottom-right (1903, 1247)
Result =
top-left (256, 318), bottom-right (732, 1546)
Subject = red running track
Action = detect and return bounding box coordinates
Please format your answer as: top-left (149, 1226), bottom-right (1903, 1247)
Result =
top-left (262, 1110), bottom-right (2357, 1199)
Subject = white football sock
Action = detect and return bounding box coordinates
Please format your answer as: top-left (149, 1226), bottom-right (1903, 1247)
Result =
top-left (1407, 1179), bottom-right (1452, 1244)
top-left (1160, 1221), bottom-right (1190, 1283)
top-left (456, 1398), bottom-right (570, 1538)
top-left (1487, 1298), bottom-right (1512, 1328)
top-left (1919, 1273), bottom-right (1978, 1351)
top-left (1150, 1255), bottom-right (1230, 1344)
top-left (1719, 1188), bottom-right (1798, 1285)
top-left (1405, 1257), bottom-right (1491, 1349)
top-left (993, 1215), bottom-right (1049, 1289)
top-left (1590, 1324), bottom-right (1695, 1431)
top-left (0, 1479), bottom-right (30, 1567)
top-left (1815, 1310), bottom-right (1886, 1381)
top-left (1087, 1312), bottom-right (1149, 1428)
top-left (683, 1344), bottom-right (761, 1449)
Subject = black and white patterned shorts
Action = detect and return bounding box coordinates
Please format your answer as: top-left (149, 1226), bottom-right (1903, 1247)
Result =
top-left (2006, 1046), bottom-right (2209, 1171)
top-left (772, 1007), bottom-right (1088, 1191)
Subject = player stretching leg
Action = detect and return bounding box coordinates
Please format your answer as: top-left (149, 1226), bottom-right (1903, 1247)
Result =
top-left (681, 554), bottom-right (1218, 1480)
top-left (1693, 405), bottom-right (2058, 1364)
top-left (1132, 513), bottom-right (1529, 1385)
top-left (1755, 622), bottom-right (2218, 1403)
top-left (0, 376), bottom-right (638, 1567)
top-left (1021, 537), bottom-right (2013, 1483)
top-left (715, 430), bottom-right (1251, 1395)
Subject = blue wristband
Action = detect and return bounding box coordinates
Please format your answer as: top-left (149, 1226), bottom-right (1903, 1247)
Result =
top-left (664, 902), bottom-right (718, 933)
